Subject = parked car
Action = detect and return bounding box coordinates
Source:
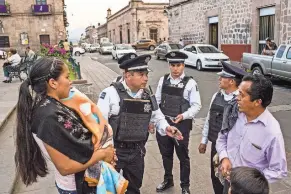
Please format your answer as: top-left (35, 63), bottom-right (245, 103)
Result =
top-left (242, 44), bottom-right (291, 81)
top-left (87, 44), bottom-right (100, 53)
top-left (84, 44), bottom-right (91, 52)
top-left (99, 42), bottom-right (114, 55)
top-left (132, 39), bottom-right (156, 51)
top-left (73, 47), bottom-right (85, 56)
top-left (181, 44), bottom-right (230, 71)
top-left (155, 43), bottom-right (183, 60)
top-left (111, 44), bottom-right (136, 60)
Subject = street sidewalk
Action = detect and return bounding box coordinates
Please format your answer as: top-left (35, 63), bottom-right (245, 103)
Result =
top-left (0, 60), bottom-right (21, 194)
top-left (9, 56), bottom-right (291, 193)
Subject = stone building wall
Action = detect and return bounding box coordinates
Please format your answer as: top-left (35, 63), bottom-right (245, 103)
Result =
top-left (85, 26), bottom-right (98, 44)
top-left (97, 23), bottom-right (107, 40)
top-left (0, 0), bottom-right (66, 54)
top-left (168, 0), bottom-right (291, 60)
top-left (280, 0), bottom-right (291, 44)
top-left (136, 6), bottom-right (169, 41)
top-left (107, 5), bottom-right (132, 44)
top-left (106, 0), bottom-right (169, 44)
top-left (169, 0), bottom-right (252, 45)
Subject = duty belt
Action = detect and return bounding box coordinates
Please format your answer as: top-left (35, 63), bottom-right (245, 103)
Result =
top-left (115, 141), bottom-right (141, 149)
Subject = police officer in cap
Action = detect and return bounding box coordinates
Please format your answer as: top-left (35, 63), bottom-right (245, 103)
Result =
top-left (97, 54), bottom-right (183, 194)
top-left (112, 53), bottom-right (138, 83)
top-left (155, 51), bottom-right (202, 194)
top-left (198, 61), bottom-right (247, 194)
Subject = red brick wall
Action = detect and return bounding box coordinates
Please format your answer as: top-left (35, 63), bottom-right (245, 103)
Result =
top-left (221, 44), bottom-right (251, 62)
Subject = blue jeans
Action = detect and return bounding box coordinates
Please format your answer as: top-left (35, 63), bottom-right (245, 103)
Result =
top-left (55, 183), bottom-right (77, 194)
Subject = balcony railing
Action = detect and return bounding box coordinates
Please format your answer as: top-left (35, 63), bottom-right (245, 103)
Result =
top-left (31, 4), bottom-right (52, 15)
top-left (0, 5), bottom-right (11, 16)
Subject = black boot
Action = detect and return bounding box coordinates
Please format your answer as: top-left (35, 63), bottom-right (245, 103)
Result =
top-left (3, 80), bottom-right (8, 83)
top-left (156, 179), bottom-right (174, 192)
top-left (182, 187), bottom-right (191, 194)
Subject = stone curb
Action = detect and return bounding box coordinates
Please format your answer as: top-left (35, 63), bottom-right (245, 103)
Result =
top-left (0, 105), bottom-right (18, 194)
top-left (0, 104), bottom-right (17, 132)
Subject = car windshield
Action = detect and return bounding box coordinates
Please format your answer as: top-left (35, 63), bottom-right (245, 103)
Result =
top-left (102, 43), bottom-right (113, 47)
top-left (116, 45), bottom-right (133, 50)
top-left (169, 44), bottom-right (182, 49)
top-left (198, 46), bottom-right (220, 53)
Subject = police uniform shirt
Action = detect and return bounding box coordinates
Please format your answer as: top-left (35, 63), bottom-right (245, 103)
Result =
top-left (97, 80), bottom-right (169, 136)
top-left (155, 72), bottom-right (202, 120)
top-left (201, 89), bottom-right (239, 144)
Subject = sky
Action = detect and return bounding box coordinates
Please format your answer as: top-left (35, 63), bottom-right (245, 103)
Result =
top-left (65, 0), bottom-right (169, 42)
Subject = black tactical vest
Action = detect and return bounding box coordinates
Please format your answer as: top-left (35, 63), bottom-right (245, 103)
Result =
top-left (208, 92), bottom-right (228, 143)
top-left (109, 82), bottom-right (152, 142)
top-left (160, 74), bottom-right (191, 117)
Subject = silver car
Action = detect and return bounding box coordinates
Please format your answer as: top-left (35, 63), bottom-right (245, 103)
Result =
top-left (99, 42), bottom-right (114, 55)
top-left (155, 43), bottom-right (183, 60)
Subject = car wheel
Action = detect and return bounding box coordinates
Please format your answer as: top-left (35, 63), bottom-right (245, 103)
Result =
top-left (75, 51), bottom-right (80, 56)
top-left (252, 66), bottom-right (263, 75)
top-left (196, 60), bottom-right (203, 71)
top-left (156, 53), bottom-right (160, 60)
top-left (149, 46), bottom-right (155, 51)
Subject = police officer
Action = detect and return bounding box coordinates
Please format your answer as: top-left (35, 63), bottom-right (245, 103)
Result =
top-left (155, 51), bottom-right (202, 194)
top-left (97, 54), bottom-right (183, 194)
top-left (112, 53), bottom-right (138, 83)
top-left (198, 61), bottom-right (247, 194)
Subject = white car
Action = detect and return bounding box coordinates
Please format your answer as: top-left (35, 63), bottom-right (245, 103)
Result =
top-left (88, 44), bottom-right (100, 53)
top-left (181, 44), bottom-right (230, 71)
top-left (111, 44), bottom-right (136, 60)
top-left (73, 47), bottom-right (85, 56)
top-left (99, 42), bottom-right (114, 55)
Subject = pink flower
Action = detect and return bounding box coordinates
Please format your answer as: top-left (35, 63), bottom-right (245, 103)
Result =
top-left (64, 120), bottom-right (72, 129)
top-left (48, 48), bottom-right (54, 54)
top-left (59, 48), bottom-right (67, 55)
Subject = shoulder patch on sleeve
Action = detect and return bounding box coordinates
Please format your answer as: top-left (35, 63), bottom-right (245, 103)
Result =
top-left (100, 92), bottom-right (106, 99)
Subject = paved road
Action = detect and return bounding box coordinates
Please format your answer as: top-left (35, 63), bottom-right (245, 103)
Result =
top-left (12, 53), bottom-right (291, 193)
top-left (91, 52), bottom-right (291, 160)
top-left (90, 52), bottom-right (291, 114)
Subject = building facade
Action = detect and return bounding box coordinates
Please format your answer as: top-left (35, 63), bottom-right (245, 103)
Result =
top-left (97, 22), bottom-right (107, 42)
top-left (0, 0), bottom-right (67, 53)
top-left (85, 25), bottom-right (98, 44)
top-left (167, 0), bottom-right (291, 61)
top-left (106, 0), bottom-right (169, 44)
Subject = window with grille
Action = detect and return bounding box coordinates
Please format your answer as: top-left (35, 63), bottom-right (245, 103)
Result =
top-left (0, 36), bottom-right (10, 47)
top-left (39, 35), bottom-right (50, 45)
top-left (36, 0), bottom-right (47, 5)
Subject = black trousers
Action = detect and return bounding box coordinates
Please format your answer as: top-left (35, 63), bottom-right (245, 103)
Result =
top-left (211, 142), bottom-right (224, 194)
top-left (156, 128), bottom-right (190, 188)
top-left (115, 143), bottom-right (146, 194)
